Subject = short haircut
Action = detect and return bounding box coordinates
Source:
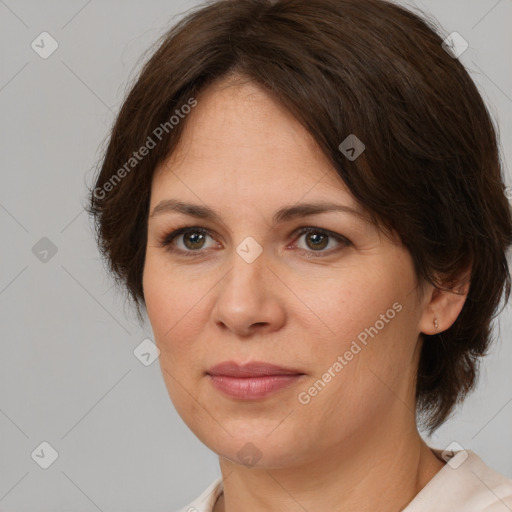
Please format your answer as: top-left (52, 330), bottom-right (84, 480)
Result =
top-left (87, 0), bottom-right (512, 433)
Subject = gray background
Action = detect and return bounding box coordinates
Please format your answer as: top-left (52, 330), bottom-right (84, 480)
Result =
top-left (1, 0), bottom-right (511, 510)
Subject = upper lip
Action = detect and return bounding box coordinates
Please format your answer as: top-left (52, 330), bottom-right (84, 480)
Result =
top-left (207, 361), bottom-right (305, 377)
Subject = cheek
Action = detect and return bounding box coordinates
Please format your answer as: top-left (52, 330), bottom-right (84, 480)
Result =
top-left (142, 253), bottom-right (210, 357)
top-left (143, 265), bottom-right (171, 337)
top-left (143, 253), bottom-right (183, 342)
top-left (143, 260), bottom-right (205, 410)
top-left (304, 266), bottom-right (415, 389)
top-left (301, 269), bottom-right (397, 349)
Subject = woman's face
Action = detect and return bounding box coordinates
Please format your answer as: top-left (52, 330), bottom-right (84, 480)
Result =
top-left (143, 76), bottom-right (431, 468)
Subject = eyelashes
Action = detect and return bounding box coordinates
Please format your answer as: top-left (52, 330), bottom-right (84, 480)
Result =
top-left (159, 227), bottom-right (216, 257)
top-left (158, 225), bottom-right (352, 259)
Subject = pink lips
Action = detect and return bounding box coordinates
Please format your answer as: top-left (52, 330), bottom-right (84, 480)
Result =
top-left (207, 361), bottom-right (305, 400)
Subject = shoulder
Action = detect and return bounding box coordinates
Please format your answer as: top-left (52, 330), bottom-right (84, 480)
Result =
top-left (460, 449), bottom-right (512, 507)
top-left (406, 448), bottom-right (512, 511)
top-left (176, 476), bottom-right (223, 512)
top-left (475, 451), bottom-right (512, 511)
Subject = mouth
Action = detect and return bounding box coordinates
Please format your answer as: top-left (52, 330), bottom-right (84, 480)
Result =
top-left (206, 361), bottom-right (306, 400)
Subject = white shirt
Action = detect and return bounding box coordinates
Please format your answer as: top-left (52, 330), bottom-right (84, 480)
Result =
top-left (177, 449), bottom-right (512, 511)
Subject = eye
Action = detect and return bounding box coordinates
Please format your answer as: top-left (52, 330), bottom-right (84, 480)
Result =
top-left (159, 226), bottom-right (219, 257)
top-left (291, 227), bottom-right (351, 257)
top-left (158, 225), bottom-right (351, 258)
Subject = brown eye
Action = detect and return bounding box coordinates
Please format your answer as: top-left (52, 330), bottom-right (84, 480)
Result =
top-left (160, 226), bottom-right (218, 256)
top-left (294, 227), bottom-right (351, 257)
top-left (182, 231), bottom-right (207, 250)
top-left (160, 225), bottom-right (351, 259)
top-left (304, 231), bottom-right (329, 251)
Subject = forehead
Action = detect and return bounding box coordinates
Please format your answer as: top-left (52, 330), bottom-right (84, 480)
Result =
top-left (152, 77), bottom-right (358, 209)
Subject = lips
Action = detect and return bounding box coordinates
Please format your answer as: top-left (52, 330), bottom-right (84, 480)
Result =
top-left (206, 361), bottom-right (305, 400)
top-left (207, 361), bottom-right (304, 378)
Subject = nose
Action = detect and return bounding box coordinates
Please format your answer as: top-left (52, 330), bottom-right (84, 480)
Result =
top-left (211, 248), bottom-right (286, 338)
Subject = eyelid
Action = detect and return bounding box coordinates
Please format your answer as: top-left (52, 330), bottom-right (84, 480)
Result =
top-left (159, 226), bottom-right (218, 252)
top-left (290, 226), bottom-right (351, 257)
top-left (158, 225), bottom-right (351, 257)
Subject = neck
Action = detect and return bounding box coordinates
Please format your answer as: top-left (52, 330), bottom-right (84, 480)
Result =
top-left (213, 419), bottom-right (445, 512)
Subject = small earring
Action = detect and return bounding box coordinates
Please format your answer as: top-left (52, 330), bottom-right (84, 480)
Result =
top-left (434, 318), bottom-right (438, 330)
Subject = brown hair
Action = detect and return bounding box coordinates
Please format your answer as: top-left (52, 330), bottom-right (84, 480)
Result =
top-left (87, 0), bottom-right (512, 433)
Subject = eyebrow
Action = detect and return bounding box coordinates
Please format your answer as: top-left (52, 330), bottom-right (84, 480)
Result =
top-left (150, 199), bottom-right (369, 225)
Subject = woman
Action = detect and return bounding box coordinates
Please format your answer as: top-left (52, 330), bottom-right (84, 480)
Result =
top-left (88, 0), bottom-right (512, 510)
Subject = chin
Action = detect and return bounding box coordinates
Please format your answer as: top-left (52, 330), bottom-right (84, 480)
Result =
top-left (189, 421), bottom-right (311, 469)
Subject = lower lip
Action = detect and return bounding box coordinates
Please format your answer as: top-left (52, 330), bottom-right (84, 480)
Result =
top-left (208, 374), bottom-right (304, 399)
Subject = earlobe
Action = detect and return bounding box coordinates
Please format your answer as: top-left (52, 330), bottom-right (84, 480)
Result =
top-left (419, 272), bottom-right (471, 335)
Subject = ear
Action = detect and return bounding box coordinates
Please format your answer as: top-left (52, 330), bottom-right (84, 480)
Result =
top-left (418, 266), bottom-right (471, 335)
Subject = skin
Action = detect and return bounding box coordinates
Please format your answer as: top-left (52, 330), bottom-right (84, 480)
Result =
top-left (142, 73), bottom-right (469, 512)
